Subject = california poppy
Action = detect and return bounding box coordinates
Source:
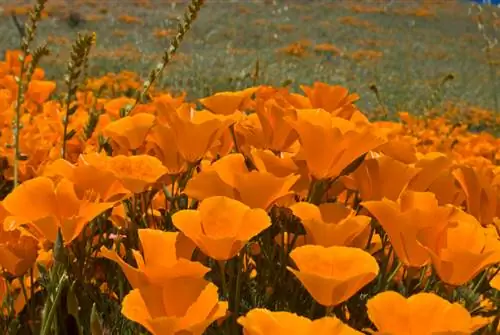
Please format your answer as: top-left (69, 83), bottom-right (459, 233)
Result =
top-left (362, 191), bottom-right (452, 268)
top-left (199, 87), bottom-right (258, 115)
top-left (103, 112), bottom-right (155, 151)
top-left (156, 100), bottom-right (234, 163)
top-left (184, 153), bottom-right (299, 210)
top-left (238, 308), bottom-right (363, 335)
top-left (3, 177), bottom-right (114, 243)
top-left (122, 277), bottom-right (228, 335)
top-left (417, 209), bottom-right (500, 286)
top-left (453, 165), bottom-right (497, 227)
top-left (287, 245), bottom-right (379, 306)
top-left (367, 291), bottom-right (490, 334)
top-left (81, 153), bottom-right (167, 194)
top-left (101, 229), bottom-right (206, 288)
top-left (289, 202), bottom-right (370, 247)
top-left (172, 196), bottom-right (271, 260)
top-left (300, 82), bottom-right (360, 120)
top-left (344, 154), bottom-right (420, 201)
top-left (0, 204), bottom-right (38, 276)
top-left (285, 109), bottom-right (386, 180)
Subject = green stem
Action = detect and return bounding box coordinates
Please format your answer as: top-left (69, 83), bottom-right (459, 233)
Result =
top-left (219, 261), bottom-right (228, 299)
top-left (41, 273), bottom-right (69, 335)
top-left (19, 275), bottom-right (35, 333)
top-left (233, 252), bottom-right (244, 333)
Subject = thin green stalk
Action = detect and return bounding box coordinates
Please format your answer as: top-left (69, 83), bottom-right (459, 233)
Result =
top-left (41, 273), bottom-right (69, 335)
top-left (233, 252), bottom-right (244, 333)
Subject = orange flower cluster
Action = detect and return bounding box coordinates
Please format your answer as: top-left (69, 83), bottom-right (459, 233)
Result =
top-left (0, 50), bottom-right (499, 334)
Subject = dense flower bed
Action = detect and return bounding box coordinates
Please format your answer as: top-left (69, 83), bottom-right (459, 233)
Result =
top-left (0, 46), bottom-right (499, 334)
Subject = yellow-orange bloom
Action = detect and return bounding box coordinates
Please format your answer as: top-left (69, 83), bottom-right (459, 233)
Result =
top-left (287, 245), bottom-right (379, 306)
top-left (80, 153), bottom-right (167, 194)
top-left (286, 109), bottom-right (386, 180)
top-left (172, 196), bottom-right (271, 260)
top-left (199, 87), bottom-right (258, 115)
top-left (101, 229), bottom-right (206, 289)
top-left (157, 100), bottom-right (234, 163)
top-left (362, 191), bottom-right (452, 268)
top-left (184, 153), bottom-right (299, 210)
top-left (238, 308), bottom-right (363, 335)
top-left (0, 204), bottom-right (38, 276)
top-left (344, 154), bottom-right (420, 201)
top-left (289, 202), bottom-right (370, 247)
top-left (122, 277), bottom-right (228, 335)
top-left (367, 291), bottom-right (490, 335)
top-left (300, 82), bottom-right (360, 119)
top-left (103, 112), bottom-right (155, 151)
top-left (2, 177), bottom-right (114, 243)
top-left (417, 209), bottom-right (500, 286)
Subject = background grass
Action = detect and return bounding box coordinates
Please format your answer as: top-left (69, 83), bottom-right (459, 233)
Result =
top-left (0, 0), bottom-right (499, 117)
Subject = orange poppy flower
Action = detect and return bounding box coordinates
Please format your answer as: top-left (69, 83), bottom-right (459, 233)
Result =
top-left (300, 82), bottom-right (360, 119)
top-left (101, 229), bottom-right (206, 288)
top-left (238, 308), bottom-right (363, 335)
top-left (250, 149), bottom-right (299, 178)
top-left (367, 291), bottom-right (490, 334)
top-left (82, 153), bottom-right (167, 194)
top-left (122, 277), bottom-right (228, 335)
top-left (25, 79), bottom-right (56, 104)
top-left (417, 209), bottom-right (500, 286)
top-left (103, 112), bottom-right (156, 151)
top-left (286, 109), bottom-right (386, 180)
top-left (255, 98), bottom-right (298, 152)
top-left (172, 196), bottom-right (271, 260)
top-left (2, 177), bottom-right (115, 243)
top-left (43, 158), bottom-right (131, 202)
top-left (156, 100), bottom-right (234, 163)
top-left (199, 87), bottom-right (258, 115)
top-left (289, 202), bottom-right (370, 247)
top-left (406, 153), bottom-right (452, 192)
top-left (362, 191), bottom-right (452, 268)
top-left (287, 245), bottom-right (379, 306)
top-left (343, 154), bottom-right (420, 201)
top-left (148, 123), bottom-right (188, 175)
top-left (453, 166), bottom-right (497, 227)
top-left (0, 204), bottom-right (38, 276)
top-left (103, 97), bottom-right (135, 118)
top-left (184, 153), bottom-right (299, 210)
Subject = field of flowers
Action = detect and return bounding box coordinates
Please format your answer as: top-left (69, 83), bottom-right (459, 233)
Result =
top-left (0, 0), bottom-right (499, 334)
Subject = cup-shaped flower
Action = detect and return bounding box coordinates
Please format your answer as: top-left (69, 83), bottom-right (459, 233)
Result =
top-left (417, 209), bottom-right (500, 286)
top-left (344, 154), bottom-right (421, 201)
top-left (0, 204), bottom-right (38, 276)
top-left (43, 157), bottom-right (131, 202)
top-left (172, 196), bottom-right (271, 260)
top-left (184, 153), bottom-right (299, 210)
top-left (300, 82), bottom-right (360, 119)
top-left (122, 277), bottom-right (228, 335)
top-left (285, 109), bottom-right (386, 180)
top-left (157, 100), bottom-right (234, 163)
top-left (238, 308), bottom-right (363, 335)
top-left (287, 245), bottom-right (379, 307)
top-left (453, 166), bottom-right (498, 227)
top-left (199, 87), bottom-right (258, 115)
top-left (101, 229), bottom-right (208, 288)
top-left (367, 291), bottom-right (490, 334)
top-left (362, 191), bottom-right (452, 268)
top-left (148, 123), bottom-right (188, 175)
top-left (80, 153), bottom-right (167, 194)
top-left (2, 177), bottom-right (115, 244)
top-left (103, 112), bottom-right (156, 151)
top-left (255, 99), bottom-right (299, 152)
top-left (289, 202), bottom-right (370, 247)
